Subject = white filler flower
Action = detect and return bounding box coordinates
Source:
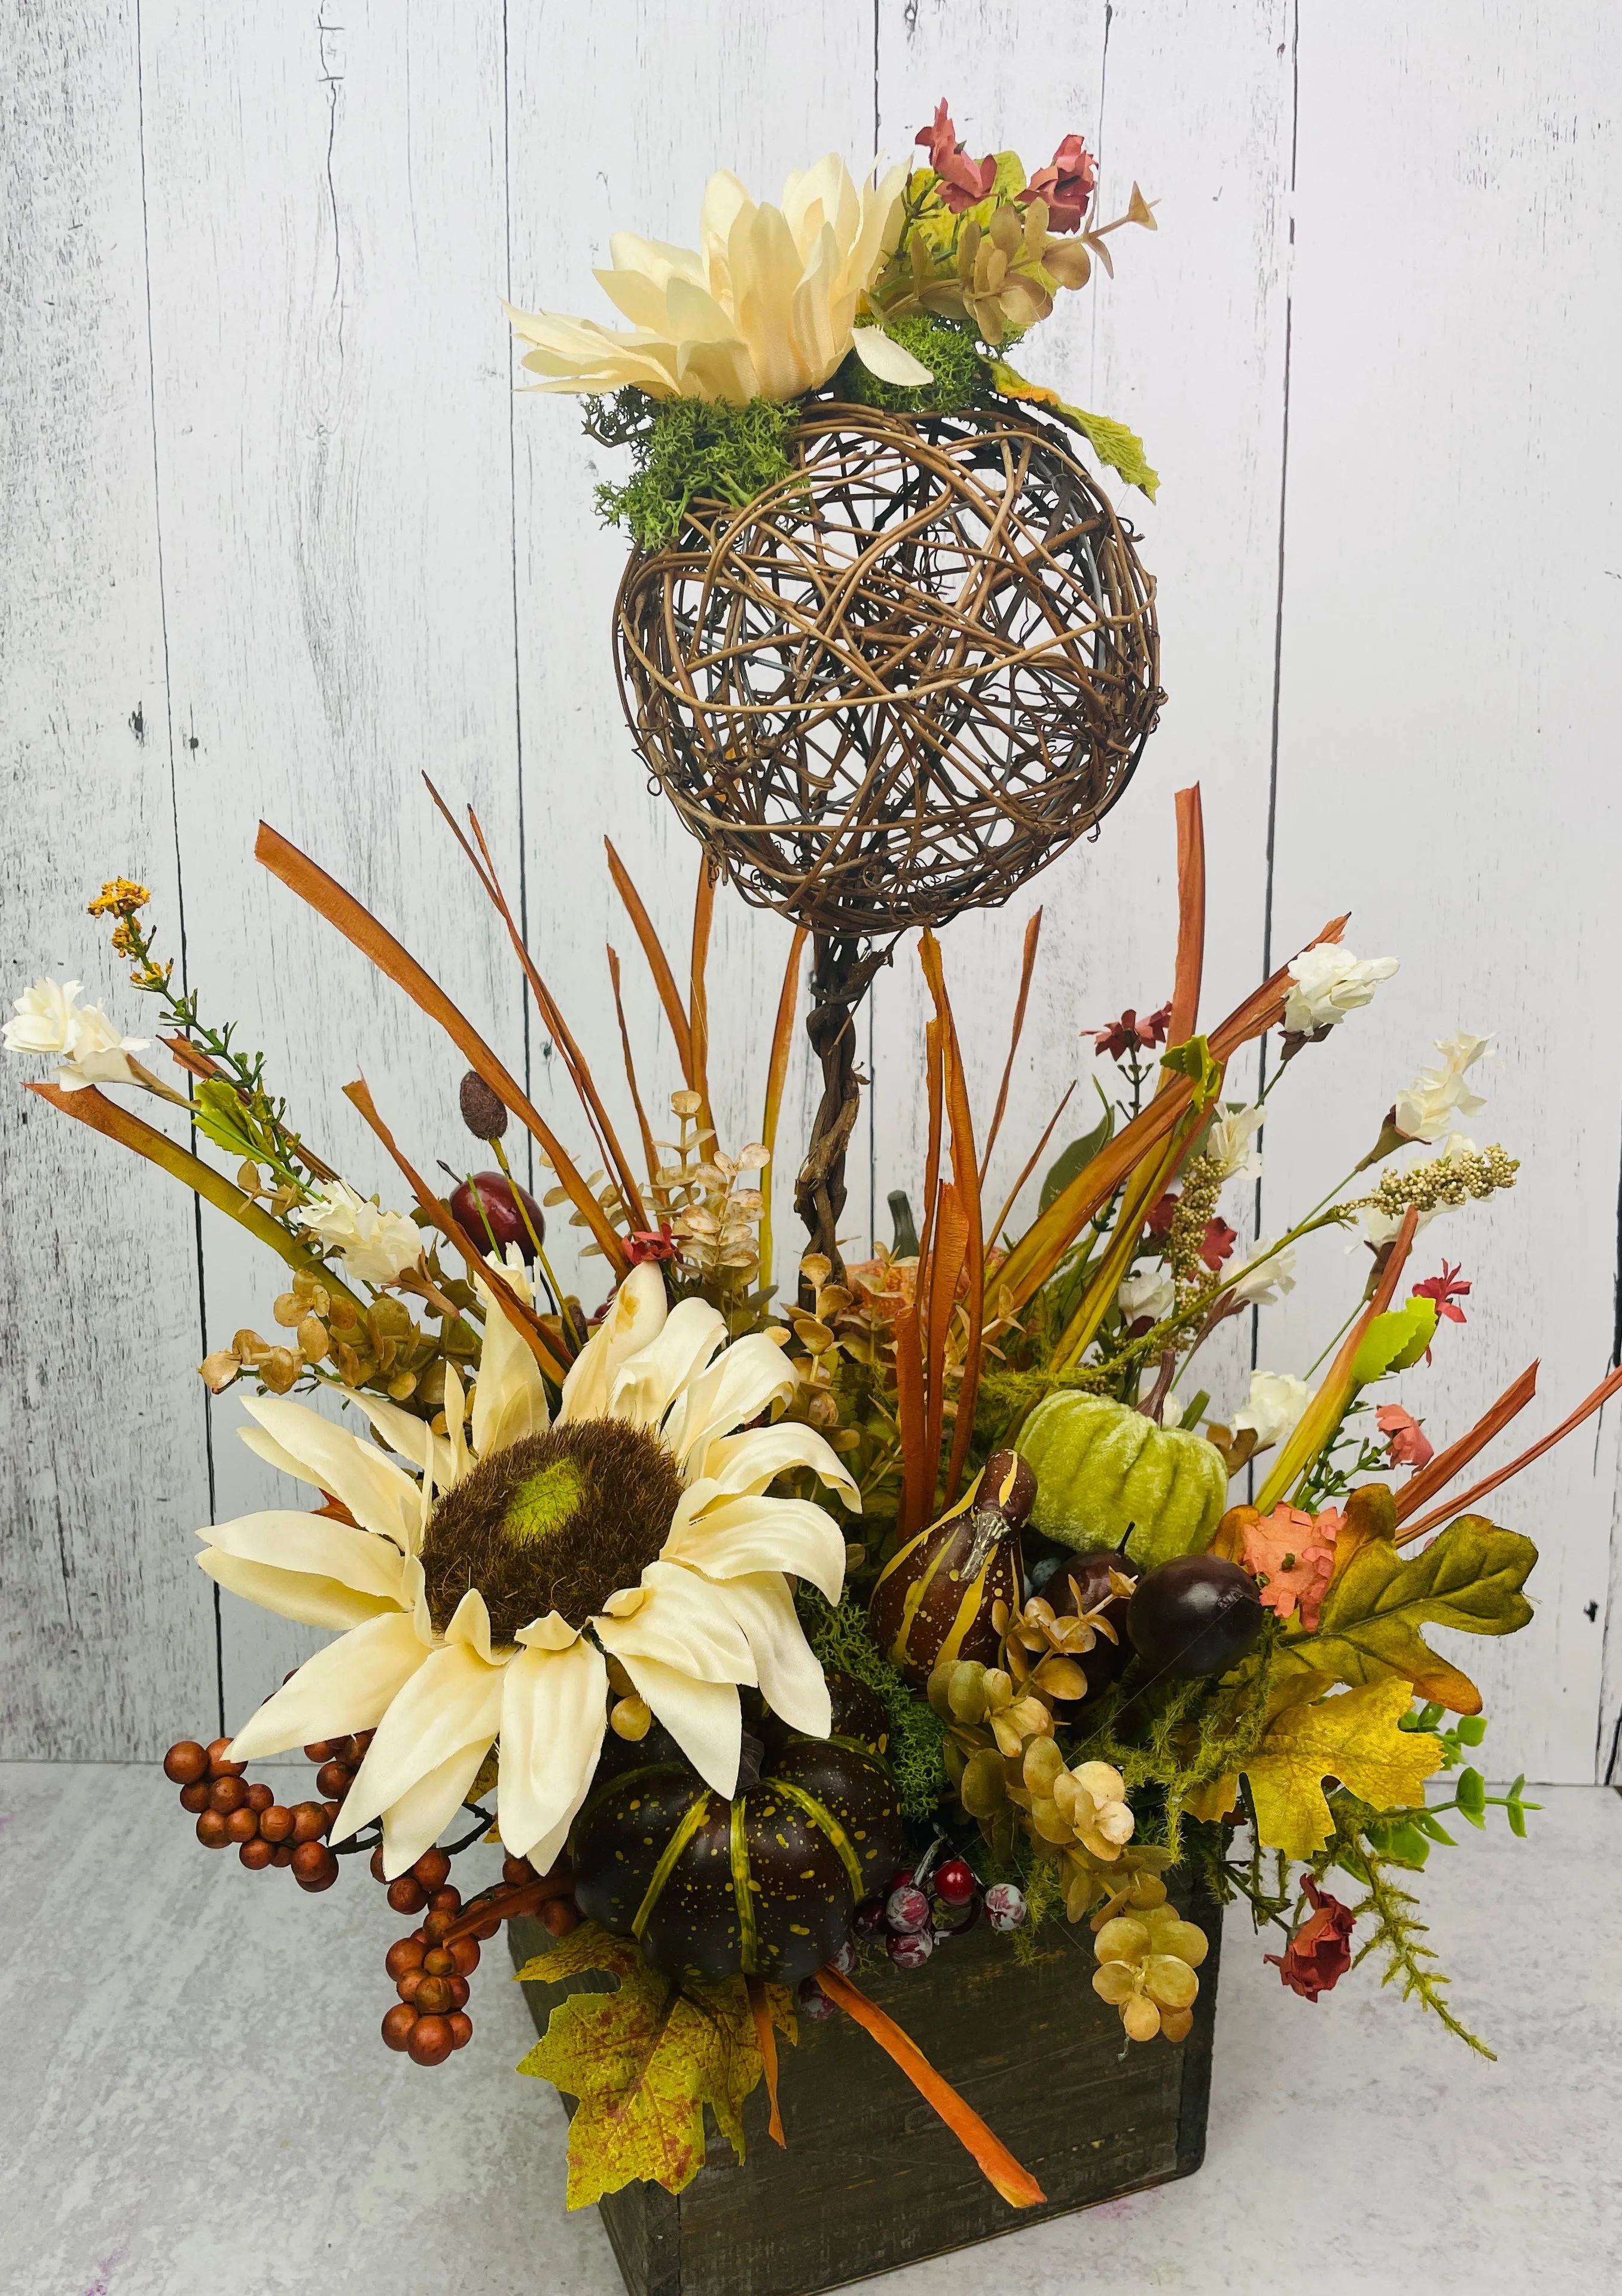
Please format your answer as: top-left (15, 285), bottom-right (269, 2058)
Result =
top-left (1233, 1370), bottom-right (1312, 1449)
top-left (1283, 946), bottom-right (1399, 1034)
top-left (211, 1258), bottom-right (855, 1877)
top-left (1225, 1238), bottom-right (1297, 1307)
top-left (4, 975), bottom-right (150, 1088)
top-left (289, 1180), bottom-right (427, 1285)
top-left (1394, 1031), bottom-right (1494, 1144)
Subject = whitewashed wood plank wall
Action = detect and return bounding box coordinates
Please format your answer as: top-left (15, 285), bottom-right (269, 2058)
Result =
top-left (3, 1), bottom-right (1618, 1783)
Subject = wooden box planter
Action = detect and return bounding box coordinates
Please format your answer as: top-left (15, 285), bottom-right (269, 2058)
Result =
top-left (510, 1876), bottom-right (1221, 2296)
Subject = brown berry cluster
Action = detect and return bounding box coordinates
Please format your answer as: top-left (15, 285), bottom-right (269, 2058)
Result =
top-left (163, 1737), bottom-right (344, 1890)
top-left (380, 1854), bottom-right (583, 2068)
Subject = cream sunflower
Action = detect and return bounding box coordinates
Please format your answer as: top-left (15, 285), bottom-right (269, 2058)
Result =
top-left (209, 1257), bottom-right (855, 1878)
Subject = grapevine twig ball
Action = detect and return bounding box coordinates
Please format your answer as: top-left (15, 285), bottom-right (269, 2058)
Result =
top-left (612, 404), bottom-right (1163, 937)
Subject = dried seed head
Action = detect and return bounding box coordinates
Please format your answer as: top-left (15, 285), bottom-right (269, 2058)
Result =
top-left (459, 1070), bottom-right (508, 1142)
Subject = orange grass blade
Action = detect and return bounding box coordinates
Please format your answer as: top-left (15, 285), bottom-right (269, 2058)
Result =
top-left (988, 1078), bottom-right (1077, 1247)
top-left (923, 1182), bottom-right (970, 1489)
top-left (1399, 1363), bottom-right (1622, 1541)
top-left (603, 837), bottom-right (694, 1084)
top-left (343, 1078), bottom-right (568, 1383)
top-left (1051, 1120), bottom-right (1193, 1370)
top-left (425, 783), bottom-right (651, 1232)
top-left (606, 946), bottom-right (660, 1188)
top-left (814, 1966), bottom-right (1044, 2208)
top-left (254, 822), bottom-right (627, 1275)
top-left (745, 1975), bottom-right (786, 2148)
top-left (893, 1295), bottom-right (929, 1540)
top-left (758, 927), bottom-right (807, 1295)
top-left (1253, 1206), bottom-right (1420, 1513)
top-left (917, 1017), bottom-right (944, 1274)
top-left (978, 908), bottom-right (1042, 1186)
top-left (1393, 1360), bottom-right (1539, 1526)
top-left (23, 1082), bottom-right (365, 1309)
top-left (1166, 785), bottom-right (1206, 1054)
top-left (920, 934), bottom-right (987, 1506)
top-left (689, 853), bottom-right (715, 1129)
top-left (996, 915), bottom-right (1350, 1315)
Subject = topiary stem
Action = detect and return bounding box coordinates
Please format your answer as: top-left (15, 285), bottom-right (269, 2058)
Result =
top-left (794, 934), bottom-right (888, 1286)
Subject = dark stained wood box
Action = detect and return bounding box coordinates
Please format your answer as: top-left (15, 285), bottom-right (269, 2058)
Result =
top-left (510, 1876), bottom-right (1221, 2296)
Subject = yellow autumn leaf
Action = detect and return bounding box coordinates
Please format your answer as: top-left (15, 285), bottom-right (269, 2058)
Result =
top-left (515, 1922), bottom-right (795, 2207)
top-left (1245, 1678), bottom-right (1443, 1859)
top-left (1182, 1668), bottom-right (1336, 1825)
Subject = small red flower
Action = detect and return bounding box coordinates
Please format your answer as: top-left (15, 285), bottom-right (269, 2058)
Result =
top-left (914, 100), bottom-right (998, 214)
top-left (1200, 1218), bottom-right (1237, 1272)
top-left (1146, 1191), bottom-right (1179, 1239)
top-left (626, 1225), bottom-right (678, 1264)
top-left (1017, 132), bottom-right (1099, 233)
top-left (1090, 999), bottom-right (1173, 1062)
top-left (1376, 1402), bottom-right (1434, 1471)
top-left (1265, 1877), bottom-right (1356, 2001)
top-left (1411, 1260), bottom-right (1471, 1327)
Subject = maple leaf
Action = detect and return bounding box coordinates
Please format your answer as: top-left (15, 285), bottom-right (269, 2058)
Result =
top-left (1245, 1678), bottom-right (1444, 1858)
top-left (1275, 1513), bottom-right (1536, 1713)
top-left (514, 1923), bottom-right (795, 2207)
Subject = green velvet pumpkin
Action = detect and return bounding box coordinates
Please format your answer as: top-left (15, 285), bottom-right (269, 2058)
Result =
top-left (1019, 1392), bottom-right (1227, 1569)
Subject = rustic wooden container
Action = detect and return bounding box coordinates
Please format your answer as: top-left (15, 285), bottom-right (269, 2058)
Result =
top-left (510, 1877), bottom-right (1221, 2296)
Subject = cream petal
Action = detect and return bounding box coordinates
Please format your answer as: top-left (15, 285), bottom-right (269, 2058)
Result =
top-left (340, 1390), bottom-right (453, 1500)
top-left (595, 1559), bottom-right (757, 1684)
top-left (198, 1550), bottom-right (400, 1633)
top-left (199, 1509), bottom-right (413, 1605)
top-left (377, 1740), bottom-right (496, 1879)
top-left (610, 1295), bottom-right (727, 1430)
top-left (238, 1421), bottom-right (322, 1487)
top-left (687, 1422), bottom-right (860, 1507)
top-left (227, 1610), bottom-right (432, 1761)
top-left (705, 1571), bottom-right (831, 1739)
top-left (666, 1335), bottom-right (798, 1470)
top-left (663, 1492), bottom-right (846, 1603)
top-left (850, 326), bottom-right (934, 384)
top-left (560, 1262), bottom-right (669, 1422)
top-left (243, 1395), bottom-right (419, 1545)
top-left (605, 231), bottom-right (706, 289)
top-left (612, 1657), bottom-right (740, 1797)
top-left (333, 1633), bottom-right (507, 1845)
top-left (496, 1632), bottom-right (609, 1866)
top-left (444, 1363), bottom-right (471, 1488)
top-left (472, 1253), bottom-right (550, 1459)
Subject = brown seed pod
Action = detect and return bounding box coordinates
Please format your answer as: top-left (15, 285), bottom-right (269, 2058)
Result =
top-left (381, 2004), bottom-right (418, 2053)
top-left (412, 1848), bottom-right (451, 1891)
top-left (196, 1810), bottom-right (230, 1850)
top-left (245, 1782), bottom-right (275, 1813)
top-left (541, 1898), bottom-right (580, 1938)
top-left (178, 1780), bottom-right (212, 1815)
top-left (459, 1070), bottom-right (508, 1142)
top-left (868, 1450), bottom-right (1036, 1687)
top-left (446, 2011), bottom-right (474, 2051)
top-left (407, 2016), bottom-right (454, 2068)
top-left (413, 1976), bottom-right (455, 2017)
top-left (315, 1761), bottom-right (352, 1800)
top-left (164, 1741), bottom-right (209, 1786)
top-left (224, 1806), bottom-right (260, 1845)
top-left (239, 1838), bottom-right (275, 1871)
top-left (387, 1876), bottom-right (428, 1916)
top-left (386, 1938), bottom-right (426, 1982)
top-left (258, 1805), bottom-right (295, 1844)
top-left (289, 1803), bottom-right (330, 1843)
top-left (206, 1739), bottom-right (245, 1779)
top-left (208, 1776), bottom-right (248, 1815)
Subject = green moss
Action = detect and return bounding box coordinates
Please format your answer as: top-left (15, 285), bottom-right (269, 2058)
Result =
top-left (832, 312), bottom-right (993, 416)
top-left (584, 387), bottom-right (801, 549)
top-left (797, 1586), bottom-right (947, 1822)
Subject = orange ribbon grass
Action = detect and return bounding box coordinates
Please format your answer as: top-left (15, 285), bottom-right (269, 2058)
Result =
top-left (1400, 1362), bottom-right (1622, 1541)
top-left (814, 1966), bottom-right (1044, 2209)
top-left (745, 1975), bottom-right (786, 2147)
top-left (1392, 1361), bottom-right (1539, 1527)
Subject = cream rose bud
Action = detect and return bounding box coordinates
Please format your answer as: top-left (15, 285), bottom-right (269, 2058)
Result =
top-left (1394, 1030), bottom-right (1495, 1143)
top-left (1283, 945), bottom-right (1399, 1034)
top-left (1117, 1263), bottom-right (1175, 1325)
top-left (1203, 1100), bottom-right (1264, 1182)
top-left (289, 1181), bottom-right (424, 1285)
top-left (1225, 1238), bottom-right (1296, 1308)
top-left (4, 975), bottom-right (150, 1088)
top-left (1233, 1370), bottom-right (1311, 1449)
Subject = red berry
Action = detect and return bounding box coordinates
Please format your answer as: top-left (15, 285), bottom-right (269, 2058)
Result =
top-left (289, 1802), bottom-right (330, 1844)
top-left (797, 1975), bottom-right (837, 2021)
top-left (407, 2015), bottom-right (455, 2067)
top-left (934, 1856), bottom-right (975, 1907)
top-left (447, 1935), bottom-right (481, 1977)
top-left (205, 1739), bottom-right (245, 1779)
top-left (984, 1882), bottom-right (1028, 1933)
top-left (449, 1172), bottom-right (545, 1264)
top-left (224, 1805), bottom-right (260, 1844)
top-left (413, 1848), bottom-right (451, 1890)
top-left (196, 1810), bottom-right (230, 1850)
top-left (886, 1928), bottom-right (934, 1971)
top-left (427, 1886), bottom-right (462, 1915)
top-left (885, 1880), bottom-right (930, 1936)
top-left (388, 1876), bottom-right (428, 1916)
top-left (446, 1976), bottom-right (470, 2011)
top-left (853, 1894), bottom-right (889, 1939)
top-left (386, 1938), bottom-right (426, 1981)
top-left (178, 1780), bottom-right (212, 1815)
top-left (291, 1842), bottom-right (339, 1891)
top-left (239, 1838), bottom-right (275, 1871)
top-left (208, 1776), bottom-right (248, 1815)
top-left (258, 1805), bottom-right (295, 1844)
top-left (396, 1970), bottom-right (426, 2005)
top-left (446, 2011), bottom-right (474, 2051)
top-left (502, 1855), bottom-right (536, 1888)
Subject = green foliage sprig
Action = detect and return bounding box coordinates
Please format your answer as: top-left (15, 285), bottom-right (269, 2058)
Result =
top-left (585, 388), bottom-right (801, 548)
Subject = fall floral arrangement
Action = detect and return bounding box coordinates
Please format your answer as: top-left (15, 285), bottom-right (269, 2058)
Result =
top-left (9, 107), bottom-right (1605, 2232)
top-left (9, 785), bottom-right (1608, 2213)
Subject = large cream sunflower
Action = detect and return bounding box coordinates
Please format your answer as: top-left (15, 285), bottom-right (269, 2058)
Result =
top-left (210, 1258), bottom-right (855, 1878)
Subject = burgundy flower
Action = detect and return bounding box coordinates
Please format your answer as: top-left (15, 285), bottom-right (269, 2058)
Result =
top-left (1412, 1260), bottom-right (1471, 1327)
top-left (1090, 999), bottom-right (1173, 1062)
top-left (1265, 1877), bottom-right (1356, 2001)
top-left (1146, 1190), bottom-right (1179, 1239)
top-left (1018, 132), bottom-right (1099, 233)
top-left (914, 100), bottom-right (998, 214)
top-left (626, 1225), bottom-right (678, 1264)
top-left (1200, 1217), bottom-right (1238, 1273)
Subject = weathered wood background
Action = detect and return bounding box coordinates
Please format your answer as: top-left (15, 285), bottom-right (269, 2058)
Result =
top-left (4, 1), bottom-right (1619, 1780)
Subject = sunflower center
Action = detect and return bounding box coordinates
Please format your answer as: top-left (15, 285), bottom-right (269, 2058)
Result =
top-left (419, 1420), bottom-right (684, 1641)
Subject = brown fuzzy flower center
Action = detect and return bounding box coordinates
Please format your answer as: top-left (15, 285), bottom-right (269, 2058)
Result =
top-left (419, 1420), bottom-right (684, 1642)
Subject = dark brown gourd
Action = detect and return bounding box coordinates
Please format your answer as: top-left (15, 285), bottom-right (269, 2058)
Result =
top-left (569, 1676), bottom-right (907, 1986)
top-left (867, 1450), bottom-right (1036, 1688)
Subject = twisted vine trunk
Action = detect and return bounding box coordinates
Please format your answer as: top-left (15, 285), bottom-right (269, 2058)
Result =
top-left (794, 934), bottom-right (887, 1288)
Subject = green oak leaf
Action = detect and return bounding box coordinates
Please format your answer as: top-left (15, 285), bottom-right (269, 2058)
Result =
top-left (1350, 1295), bottom-right (1438, 1384)
top-left (1277, 1514), bottom-right (1537, 1715)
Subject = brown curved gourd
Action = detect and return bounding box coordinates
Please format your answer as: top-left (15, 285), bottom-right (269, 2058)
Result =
top-left (867, 1449), bottom-right (1036, 1688)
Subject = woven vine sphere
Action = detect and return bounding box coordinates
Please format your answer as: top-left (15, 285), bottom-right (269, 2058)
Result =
top-left (611, 404), bottom-right (1163, 936)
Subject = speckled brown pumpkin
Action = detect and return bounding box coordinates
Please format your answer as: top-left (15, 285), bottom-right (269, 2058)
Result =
top-left (867, 1450), bottom-right (1036, 1688)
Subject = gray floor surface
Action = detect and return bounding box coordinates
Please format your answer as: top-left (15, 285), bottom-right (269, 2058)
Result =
top-left (2, 1766), bottom-right (1617, 2296)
